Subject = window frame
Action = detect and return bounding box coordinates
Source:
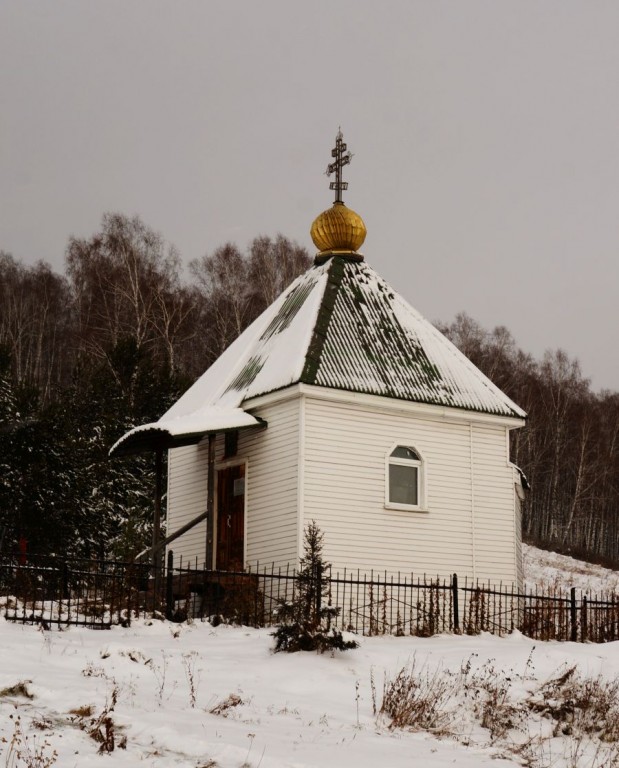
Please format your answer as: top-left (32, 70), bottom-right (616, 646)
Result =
top-left (384, 443), bottom-right (427, 512)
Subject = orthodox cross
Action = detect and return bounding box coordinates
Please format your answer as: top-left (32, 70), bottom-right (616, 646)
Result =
top-left (326, 129), bottom-right (352, 204)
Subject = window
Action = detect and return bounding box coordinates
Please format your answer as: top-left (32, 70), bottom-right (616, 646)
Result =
top-left (387, 446), bottom-right (423, 509)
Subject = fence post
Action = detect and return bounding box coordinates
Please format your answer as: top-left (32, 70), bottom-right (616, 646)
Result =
top-left (581, 596), bottom-right (588, 643)
top-left (452, 574), bottom-right (459, 633)
top-left (570, 587), bottom-right (577, 642)
top-left (63, 559), bottom-right (71, 623)
top-left (62, 560), bottom-right (69, 600)
top-left (165, 550), bottom-right (174, 621)
top-left (315, 562), bottom-right (322, 622)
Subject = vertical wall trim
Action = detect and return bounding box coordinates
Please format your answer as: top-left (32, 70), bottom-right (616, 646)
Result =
top-left (513, 469), bottom-right (519, 587)
top-left (297, 395), bottom-right (306, 560)
top-left (507, 429), bottom-right (520, 588)
top-left (470, 423), bottom-right (477, 580)
top-left (152, 446), bottom-right (164, 569)
top-left (165, 448), bottom-right (172, 558)
top-left (206, 434), bottom-right (215, 570)
top-left (243, 458), bottom-right (249, 569)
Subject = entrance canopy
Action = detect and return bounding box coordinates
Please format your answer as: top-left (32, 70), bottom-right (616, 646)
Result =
top-left (109, 406), bottom-right (265, 457)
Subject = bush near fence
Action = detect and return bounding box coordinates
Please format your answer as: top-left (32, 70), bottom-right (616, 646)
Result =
top-left (1, 553), bottom-right (619, 642)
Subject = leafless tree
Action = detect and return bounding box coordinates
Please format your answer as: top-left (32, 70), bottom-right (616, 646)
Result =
top-left (0, 252), bottom-right (72, 398)
top-left (188, 234), bottom-right (311, 376)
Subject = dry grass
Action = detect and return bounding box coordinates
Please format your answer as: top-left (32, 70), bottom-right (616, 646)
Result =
top-left (0, 681), bottom-right (33, 699)
top-left (380, 654), bottom-right (619, 767)
top-left (69, 676), bottom-right (122, 753)
top-left (67, 705), bottom-right (94, 718)
top-left (529, 664), bottom-right (619, 743)
top-left (209, 693), bottom-right (244, 717)
top-left (2, 714), bottom-right (58, 768)
top-left (379, 656), bottom-right (458, 733)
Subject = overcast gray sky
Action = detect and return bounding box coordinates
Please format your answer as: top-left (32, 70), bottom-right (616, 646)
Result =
top-left (1, 1), bottom-right (618, 391)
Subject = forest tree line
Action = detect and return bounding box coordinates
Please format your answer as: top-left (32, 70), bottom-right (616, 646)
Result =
top-left (1, 212), bottom-right (617, 565)
top-left (439, 316), bottom-right (619, 565)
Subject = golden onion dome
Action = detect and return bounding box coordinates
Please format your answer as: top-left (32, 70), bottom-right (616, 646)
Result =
top-left (310, 201), bottom-right (367, 258)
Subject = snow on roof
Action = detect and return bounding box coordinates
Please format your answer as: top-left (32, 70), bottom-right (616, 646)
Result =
top-left (109, 405), bottom-right (263, 456)
top-left (110, 266), bottom-right (330, 454)
top-left (112, 255), bottom-right (525, 453)
top-left (162, 263), bottom-right (330, 414)
top-left (307, 259), bottom-right (525, 417)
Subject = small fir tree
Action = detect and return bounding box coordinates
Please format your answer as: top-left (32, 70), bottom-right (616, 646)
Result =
top-left (272, 521), bottom-right (358, 653)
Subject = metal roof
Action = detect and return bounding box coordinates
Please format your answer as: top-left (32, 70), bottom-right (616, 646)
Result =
top-left (300, 258), bottom-right (525, 417)
top-left (220, 256), bottom-right (525, 418)
top-left (111, 255), bottom-right (525, 454)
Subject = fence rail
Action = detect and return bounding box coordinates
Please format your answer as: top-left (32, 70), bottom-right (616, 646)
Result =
top-left (1, 552), bottom-right (619, 642)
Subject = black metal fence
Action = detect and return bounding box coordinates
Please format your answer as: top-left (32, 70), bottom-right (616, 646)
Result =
top-left (2, 552), bottom-right (619, 643)
top-left (0, 555), bottom-right (151, 628)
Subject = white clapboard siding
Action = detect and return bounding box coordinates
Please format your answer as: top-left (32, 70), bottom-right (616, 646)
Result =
top-left (166, 397), bottom-right (301, 570)
top-left (471, 423), bottom-right (519, 584)
top-left (303, 396), bottom-right (519, 585)
top-left (514, 474), bottom-right (524, 589)
top-left (167, 389), bottom-right (520, 586)
top-left (241, 397), bottom-right (300, 568)
top-left (166, 443), bottom-right (209, 567)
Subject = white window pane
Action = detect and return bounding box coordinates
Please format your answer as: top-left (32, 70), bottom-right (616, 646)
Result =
top-left (389, 464), bottom-right (418, 505)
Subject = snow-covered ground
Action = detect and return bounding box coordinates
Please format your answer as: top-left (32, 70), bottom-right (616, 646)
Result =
top-left (1, 546), bottom-right (618, 768)
top-left (523, 542), bottom-right (619, 594)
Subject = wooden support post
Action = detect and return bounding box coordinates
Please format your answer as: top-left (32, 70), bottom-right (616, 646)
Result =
top-left (206, 434), bottom-right (215, 570)
top-left (152, 446), bottom-right (164, 609)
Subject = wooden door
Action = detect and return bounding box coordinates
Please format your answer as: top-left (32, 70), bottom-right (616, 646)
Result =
top-left (216, 464), bottom-right (245, 571)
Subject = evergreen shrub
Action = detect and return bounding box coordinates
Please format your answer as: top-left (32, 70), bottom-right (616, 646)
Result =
top-left (272, 521), bottom-right (358, 654)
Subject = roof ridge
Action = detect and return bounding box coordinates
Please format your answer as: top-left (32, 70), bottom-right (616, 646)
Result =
top-left (300, 257), bottom-right (344, 384)
top-left (309, 259), bottom-right (526, 418)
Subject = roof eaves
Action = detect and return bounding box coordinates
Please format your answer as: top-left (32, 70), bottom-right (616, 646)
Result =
top-left (110, 417), bottom-right (267, 458)
top-left (303, 379), bottom-right (523, 419)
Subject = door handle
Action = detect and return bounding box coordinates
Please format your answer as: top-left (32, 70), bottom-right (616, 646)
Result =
top-left (227, 514), bottom-right (232, 528)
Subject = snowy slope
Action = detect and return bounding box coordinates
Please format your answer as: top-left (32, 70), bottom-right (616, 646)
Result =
top-left (0, 546), bottom-right (618, 768)
top-left (523, 542), bottom-right (619, 594)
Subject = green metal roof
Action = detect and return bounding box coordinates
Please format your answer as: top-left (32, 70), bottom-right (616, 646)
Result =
top-left (114, 255), bottom-right (525, 453)
top-left (298, 257), bottom-right (524, 417)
